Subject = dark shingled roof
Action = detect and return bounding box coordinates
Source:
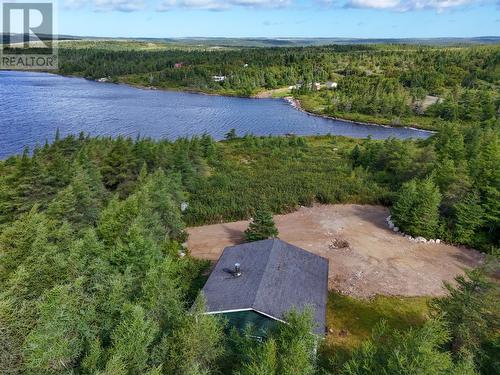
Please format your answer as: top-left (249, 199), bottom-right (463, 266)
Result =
top-left (201, 239), bottom-right (329, 335)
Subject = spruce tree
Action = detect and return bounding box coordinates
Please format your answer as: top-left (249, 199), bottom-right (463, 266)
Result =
top-left (392, 178), bottom-right (441, 238)
top-left (391, 179), bottom-right (418, 232)
top-left (453, 191), bottom-right (484, 245)
top-left (245, 210), bottom-right (279, 242)
top-left (412, 177), bottom-right (442, 239)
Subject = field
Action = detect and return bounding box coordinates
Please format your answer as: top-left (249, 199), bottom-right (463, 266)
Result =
top-left (187, 204), bottom-right (484, 298)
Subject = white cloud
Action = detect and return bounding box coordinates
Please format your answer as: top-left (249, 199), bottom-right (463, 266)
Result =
top-left (158, 0), bottom-right (291, 11)
top-left (344, 0), bottom-right (485, 11)
top-left (62, 0), bottom-right (488, 12)
top-left (347, 0), bottom-right (400, 9)
top-left (95, 0), bottom-right (145, 11)
top-left (64, 0), bottom-right (145, 12)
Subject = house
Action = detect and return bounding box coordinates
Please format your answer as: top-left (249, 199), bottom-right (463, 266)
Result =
top-left (200, 239), bottom-right (329, 337)
top-left (289, 83), bottom-right (303, 90)
top-left (212, 75), bottom-right (226, 82)
top-left (326, 81), bottom-right (338, 89)
top-left (174, 62), bottom-right (184, 68)
top-left (313, 82), bottom-right (322, 91)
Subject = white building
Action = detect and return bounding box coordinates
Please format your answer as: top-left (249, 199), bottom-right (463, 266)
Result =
top-left (326, 81), bottom-right (338, 89)
top-left (212, 75), bottom-right (226, 82)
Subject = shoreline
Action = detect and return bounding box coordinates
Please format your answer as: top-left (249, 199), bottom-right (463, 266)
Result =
top-left (283, 96), bottom-right (436, 134)
top-left (4, 69), bottom-right (435, 134)
top-left (113, 79), bottom-right (435, 134)
top-left (114, 78), bottom-right (436, 134)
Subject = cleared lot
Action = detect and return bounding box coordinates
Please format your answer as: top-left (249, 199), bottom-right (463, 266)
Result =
top-left (187, 204), bottom-right (483, 298)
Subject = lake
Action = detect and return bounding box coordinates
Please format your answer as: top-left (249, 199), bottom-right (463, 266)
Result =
top-left (0, 71), bottom-right (432, 159)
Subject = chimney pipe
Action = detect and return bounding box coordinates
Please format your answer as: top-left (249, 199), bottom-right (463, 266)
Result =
top-left (234, 263), bottom-right (241, 277)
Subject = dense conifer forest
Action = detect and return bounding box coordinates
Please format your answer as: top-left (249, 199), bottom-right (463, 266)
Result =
top-left (0, 128), bottom-right (498, 374)
top-left (55, 42), bottom-right (499, 130)
top-left (1, 41), bottom-right (499, 374)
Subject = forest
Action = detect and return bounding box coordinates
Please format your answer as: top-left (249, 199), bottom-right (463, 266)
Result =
top-left (1, 41), bottom-right (499, 374)
top-left (0, 125), bottom-right (498, 374)
top-left (53, 42), bottom-right (500, 131)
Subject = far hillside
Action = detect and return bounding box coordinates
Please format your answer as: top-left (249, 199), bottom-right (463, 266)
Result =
top-left (34, 40), bottom-right (499, 131)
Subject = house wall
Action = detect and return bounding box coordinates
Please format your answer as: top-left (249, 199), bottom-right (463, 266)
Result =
top-left (221, 310), bottom-right (279, 337)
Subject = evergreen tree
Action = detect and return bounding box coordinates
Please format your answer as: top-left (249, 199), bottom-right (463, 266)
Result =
top-left (106, 304), bottom-right (158, 375)
top-left (225, 128), bottom-right (237, 140)
top-left (237, 339), bottom-right (277, 375)
top-left (275, 309), bottom-right (317, 375)
top-left (245, 210), bottom-right (279, 242)
top-left (157, 295), bottom-right (224, 375)
top-left (430, 268), bottom-right (499, 369)
top-left (235, 309), bottom-right (317, 375)
top-left (392, 178), bottom-right (441, 238)
top-left (24, 282), bottom-right (95, 374)
top-left (341, 319), bottom-right (477, 375)
top-left (46, 163), bottom-right (105, 229)
top-left (391, 179), bottom-right (418, 232)
top-left (412, 177), bottom-right (442, 238)
top-left (453, 191), bottom-right (484, 245)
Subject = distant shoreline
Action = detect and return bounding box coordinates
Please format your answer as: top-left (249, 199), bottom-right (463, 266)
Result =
top-left (4, 69), bottom-right (435, 135)
top-left (112, 79), bottom-right (434, 134)
top-left (282, 96), bottom-right (436, 134)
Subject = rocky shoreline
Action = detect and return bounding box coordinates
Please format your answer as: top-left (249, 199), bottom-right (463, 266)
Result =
top-left (283, 96), bottom-right (436, 134)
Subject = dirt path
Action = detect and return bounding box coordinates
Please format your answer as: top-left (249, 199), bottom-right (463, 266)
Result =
top-left (187, 204), bottom-right (484, 298)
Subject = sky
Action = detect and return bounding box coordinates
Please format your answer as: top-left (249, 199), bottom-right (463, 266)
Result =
top-left (11, 0), bottom-right (500, 38)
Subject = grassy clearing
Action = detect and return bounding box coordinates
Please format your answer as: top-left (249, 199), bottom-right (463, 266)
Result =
top-left (320, 292), bottom-right (430, 369)
top-left (298, 92), bottom-right (440, 131)
top-left (254, 87), bottom-right (292, 98)
top-left (186, 136), bottom-right (389, 226)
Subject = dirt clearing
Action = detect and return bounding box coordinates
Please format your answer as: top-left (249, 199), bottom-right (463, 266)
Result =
top-left (187, 204), bottom-right (484, 298)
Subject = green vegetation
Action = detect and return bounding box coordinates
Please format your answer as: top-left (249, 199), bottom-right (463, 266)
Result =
top-left (340, 319), bottom-right (475, 375)
top-left (324, 293), bottom-right (430, 351)
top-left (48, 41), bottom-right (499, 131)
top-left (0, 131), bottom-right (497, 374)
top-left (244, 210), bottom-right (279, 242)
top-left (430, 268), bottom-right (500, 374)
top-left (322, 267), bottom-right (499, 375)
top-left (392, 177), bottom-right (442, 238)
top-left (1, 40), bottom-right (499, 374)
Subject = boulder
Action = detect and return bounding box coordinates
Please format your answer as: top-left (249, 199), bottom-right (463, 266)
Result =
top-left (436, 239), bottom-right (441, 244)
top-left (393, 227), bottom-right (399, 232)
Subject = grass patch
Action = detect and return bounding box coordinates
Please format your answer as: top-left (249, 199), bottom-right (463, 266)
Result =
top-left (320, 292), bottom-right (430, 370)
top-left (297, 92), bottom-right (440, 131)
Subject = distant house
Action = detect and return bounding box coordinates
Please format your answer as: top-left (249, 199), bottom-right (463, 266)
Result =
top-left (212, 75), bottom-right (226, 82)
top-left (326, 81), bottom-right (338, 89)
top-left (200, 239), bottom-right (329, 337)
top-left (313, 82), bottom-right (322, 91)
top-left (174, 62), bottom-right (184, 68)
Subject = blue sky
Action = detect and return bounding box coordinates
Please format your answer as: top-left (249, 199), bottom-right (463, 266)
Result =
top-left (55, 0), bottom-right (499, 38)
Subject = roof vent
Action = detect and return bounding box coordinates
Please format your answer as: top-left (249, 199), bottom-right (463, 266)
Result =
top-left (234, 263), bottom-right (241, 278)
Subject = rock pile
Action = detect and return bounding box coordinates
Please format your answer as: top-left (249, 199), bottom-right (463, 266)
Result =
top-left (386, 216), bottom-right (442, 244)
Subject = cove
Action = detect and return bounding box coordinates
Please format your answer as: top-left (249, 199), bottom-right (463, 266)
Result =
top-left (0, 70), bottom-right (432, 159)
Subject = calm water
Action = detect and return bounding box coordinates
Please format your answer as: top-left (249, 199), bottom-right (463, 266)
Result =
top-left (0, 71), bottom-right (432, 159)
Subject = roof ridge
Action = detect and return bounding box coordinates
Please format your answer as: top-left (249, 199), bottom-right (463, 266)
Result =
top-left (251, 239), bottom-right (279, 311)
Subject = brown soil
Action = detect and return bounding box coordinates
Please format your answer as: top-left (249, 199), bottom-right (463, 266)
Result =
top-left (187, 204), bottom-right (484, 298)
